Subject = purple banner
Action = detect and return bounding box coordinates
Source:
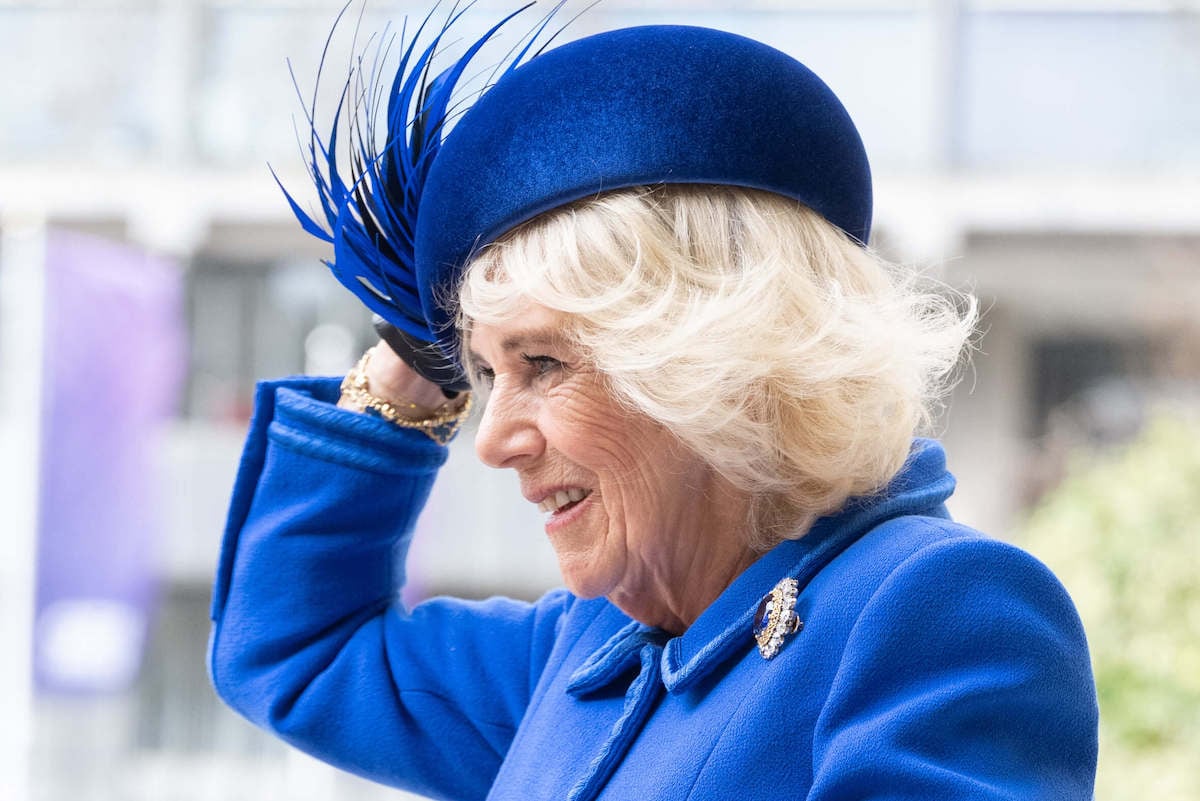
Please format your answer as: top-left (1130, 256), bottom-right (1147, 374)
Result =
top-left (34, 230), bottom-right (185, 694)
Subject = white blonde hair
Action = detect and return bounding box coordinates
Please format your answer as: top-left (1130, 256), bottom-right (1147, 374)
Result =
top-left (459, 185), bottom-right (977, 549)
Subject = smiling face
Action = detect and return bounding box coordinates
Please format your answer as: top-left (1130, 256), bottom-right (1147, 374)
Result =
top-left (468, 303), bottom-right (756, 633)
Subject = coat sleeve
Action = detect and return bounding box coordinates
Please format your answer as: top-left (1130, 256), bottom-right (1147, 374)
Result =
top-left (207, 377), bottom-right (571, 801)
top-left (807, 533), bottom-right (1099, 801)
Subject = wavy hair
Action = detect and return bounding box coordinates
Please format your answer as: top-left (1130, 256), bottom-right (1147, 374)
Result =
top-left (458, 185), bottom-right (977, 549)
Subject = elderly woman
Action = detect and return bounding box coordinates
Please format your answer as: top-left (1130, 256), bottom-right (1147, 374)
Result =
top-left (209, 8), bottom-right (1098, 801)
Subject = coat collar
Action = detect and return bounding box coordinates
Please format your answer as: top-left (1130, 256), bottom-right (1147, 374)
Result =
top-left (566, 439), bottom-right (957, 698)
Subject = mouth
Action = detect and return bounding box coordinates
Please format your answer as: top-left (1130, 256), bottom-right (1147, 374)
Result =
top-left (537, 487), bottom-right (593, 519)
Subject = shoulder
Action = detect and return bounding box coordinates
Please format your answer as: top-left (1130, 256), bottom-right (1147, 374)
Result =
top-left (801, 514), bottom-right (1094, 699)
top-left (815, 514), bottom-right (1077, 621)
top-left (811, 516), bottom-right (1096, 733)
top-left (799, 518), bottom-right (1098, 799)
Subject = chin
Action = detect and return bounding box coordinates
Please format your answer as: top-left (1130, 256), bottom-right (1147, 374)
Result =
top-left (555, 559), bottom-right (614, 601)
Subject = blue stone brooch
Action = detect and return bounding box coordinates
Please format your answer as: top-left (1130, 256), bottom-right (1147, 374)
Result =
top-left (753, 577), bottom-right (803, 659)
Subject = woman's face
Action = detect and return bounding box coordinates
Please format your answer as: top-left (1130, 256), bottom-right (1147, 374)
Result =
top-left (469, 303), bottom-right (753, 631)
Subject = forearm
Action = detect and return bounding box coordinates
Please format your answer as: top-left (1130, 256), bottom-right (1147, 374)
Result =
top-left (208, 377), bottom-right (447, 726)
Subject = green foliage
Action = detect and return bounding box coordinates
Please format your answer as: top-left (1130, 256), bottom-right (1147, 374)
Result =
top-left (1018, 414), bottom-right (1200, 800)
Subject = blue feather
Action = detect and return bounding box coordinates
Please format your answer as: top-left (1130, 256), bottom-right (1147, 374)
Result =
top-left (275, 1), bottom-right (563, 343)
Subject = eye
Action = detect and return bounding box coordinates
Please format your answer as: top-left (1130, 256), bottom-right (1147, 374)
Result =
top-left (473, 364), bottom-right (496, 389)
top-left (521, 353), bottom-right (562, 377)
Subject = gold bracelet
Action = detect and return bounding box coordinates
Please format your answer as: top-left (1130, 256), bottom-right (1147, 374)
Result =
top-left (340, 350), bottom-right (473, 445)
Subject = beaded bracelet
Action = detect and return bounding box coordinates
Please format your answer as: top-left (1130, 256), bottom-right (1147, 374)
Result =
top-left (340, 350), bottom-right (473, 445)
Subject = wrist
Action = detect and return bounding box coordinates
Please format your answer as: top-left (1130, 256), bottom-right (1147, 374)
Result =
top-left (358, 343), bottom-right (448, 410)
top-left (339, 348), bottom-right (472, 445)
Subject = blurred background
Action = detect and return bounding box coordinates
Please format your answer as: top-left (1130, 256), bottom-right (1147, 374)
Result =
top-left (1, 0), bottom-right (1197, 799)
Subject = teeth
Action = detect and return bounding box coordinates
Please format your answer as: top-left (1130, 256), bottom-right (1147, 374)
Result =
top-left (537, 488), bottom-right (590, 514)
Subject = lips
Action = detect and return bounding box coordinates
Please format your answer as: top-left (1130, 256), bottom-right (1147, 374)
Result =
top-left (538, 488), bottom-right (592, 515)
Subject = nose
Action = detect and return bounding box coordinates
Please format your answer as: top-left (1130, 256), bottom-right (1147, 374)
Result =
top-left (475, 382), bottom-right (545, 469)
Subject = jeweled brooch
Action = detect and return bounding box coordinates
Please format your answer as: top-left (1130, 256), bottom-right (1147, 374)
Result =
top-left (753, 577), bottom-right (803, 659)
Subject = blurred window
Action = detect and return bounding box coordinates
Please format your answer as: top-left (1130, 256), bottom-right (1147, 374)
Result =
top-left (185, 255), bottom-right (370, 423)
top-left (1028, 334), bottom-right (1153, 440)
top-left (962, 10), bottom-right (1200, 169)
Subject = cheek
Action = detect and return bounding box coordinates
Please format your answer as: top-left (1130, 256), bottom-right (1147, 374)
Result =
top-left (544, 388), bottom-right (656, 474)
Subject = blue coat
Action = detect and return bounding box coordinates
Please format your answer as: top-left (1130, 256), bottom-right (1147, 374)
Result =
top-left (209, 377), bottom-right (1099, 800)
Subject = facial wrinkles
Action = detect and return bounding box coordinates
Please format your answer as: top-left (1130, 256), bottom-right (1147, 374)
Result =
top-left (545, 380), bottom-right (670, 508)
top-left (470, 309), bottom-right (756, 631)
top-left (537, 379), bottom-right (665, 595)
top-left (553, 383), bottom-right (716, 609)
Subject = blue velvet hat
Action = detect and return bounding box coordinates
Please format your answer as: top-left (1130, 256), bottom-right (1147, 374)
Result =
top-left (283, 7), bottom-right (871, 387)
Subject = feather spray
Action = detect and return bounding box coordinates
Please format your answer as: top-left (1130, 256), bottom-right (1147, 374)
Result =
top-left (274, 1), bottom-right (571, 388)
